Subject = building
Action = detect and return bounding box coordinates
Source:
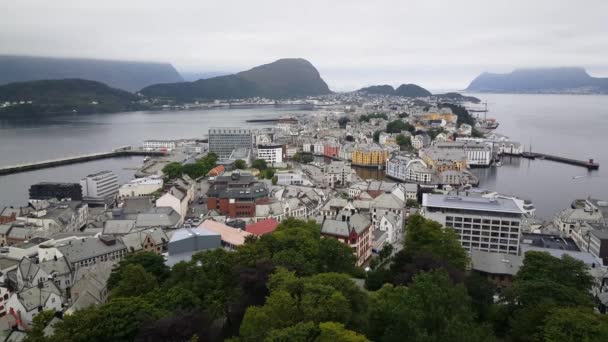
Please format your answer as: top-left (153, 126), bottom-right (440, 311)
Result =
top-left (121, 228), bottom-right (169, 255)
top-left (434, 141), bottom-right (492, 167)
top-left (118, 175), bottom-right (163, 199)
top-left (412, 134), bottom-right (431, 150)
top-left (135, 207), bottom-right (182, 230)
top-left (419, 147), bottom-right (467, 172)
top-left (378, 132), bottom-right (398, 146)
top-left (38, 236), bottom-right (128, 271)
top-left (199, 219), bottom-right (252, 249)
top-left (18, 201), bottom-right (89, 236)
top-left (80, 171), bottom-right (119, 204)
top-left (208, 128), bottom-right (253, 159)
top-left (156, 186), bottom-right (190, 224)
top-left (422, 193), bottom-right (526, 255)
top-left (29, 182), bottom-right (83, 201)
top-left (589, 228), bottom-right (608, 265)
top-left (403, 183), bottom-right (418, 201)
top-left (378, 212), bottom-right (403, 244)
top-left (257, 144), bottom-right (283, 164)
top-left (6, 281), bottom-right (63, 325)
top-left (228, 148), bottom-right (252, 166)
top-left (246, 218), bottom-right (279, 236)
top-left (321, 214), bottom-right (373, 267)
top-left (470, 249), bottom-right (523, 289)
top-left (352, 145), bottom-right (389, 166)
top-left (323, 161), bottom-right (352, 188)
top-left (143, 140), bottom-right (176, 151)
top-left (206, 171), bottom-right (269, 218)
top-left (166, 226), bottom-right (221, 266)
top-left (323, 143), bottom-right (340, 158)
top-left (275, 171), bottom-right (303, 186)
top-left (386, 155), bottom-right (432, 184)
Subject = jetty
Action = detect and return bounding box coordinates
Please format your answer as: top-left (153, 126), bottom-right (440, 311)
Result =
top-left (521, 152), bottom-right (599, 170)
top-left (0, 147), bottom-right (166, 176)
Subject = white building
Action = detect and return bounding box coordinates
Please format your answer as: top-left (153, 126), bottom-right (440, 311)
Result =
top-left (80, 171), bottom-right (119, 203)
top-left (412, 134), bottom-right (430, 150)
top-left (156, 187), bottom-right (189, 224)
top-left (434, 141), bottom-right (492, 167)
top-left (275, 171), bottom-right (303, 185)
top-left (257, 144), bottom-right (283, 164)
top-left (379, 212), bottom-right (403, 244)
top-left (118, 175), bottom-right (163, 199)
top-left (143, 140), bottom-right (176, 151)
top-left (323, 161), bottom-right (352, 188)
top-left (422, 193), bottom-right (526, 255)
top-left (386, 155), bottom-right (432, 184)
top-left (6, 281), bottom-right (63, 324)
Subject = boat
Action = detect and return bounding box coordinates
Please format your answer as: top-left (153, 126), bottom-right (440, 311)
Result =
top-left (479, 118), bottom-right (499, 130)
top-left (495, 162), bottom-right (502, 167)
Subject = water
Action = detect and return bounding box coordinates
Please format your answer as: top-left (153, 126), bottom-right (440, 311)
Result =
top-left (0, 95), bottom-right (607, 218)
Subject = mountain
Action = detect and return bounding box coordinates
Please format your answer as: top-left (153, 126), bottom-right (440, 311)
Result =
top-left (358, 84), bottom-right (432, 97)
top-left (0, 55), bottom-right (183, 92)
top-left (141, 58), bottom-right (331, 101)
top-left (434, 92), bottom-right (481, 104)
top-left (358, 85), bottom-right (395, 95)
top-left (395, 84), bottom-right (432, 97)
top-left (466, 67), bottom-right (608, 94)
top-left (0, 79), bottom-right (145, 115)
top-left (180, 71), bottom-right (231, 82)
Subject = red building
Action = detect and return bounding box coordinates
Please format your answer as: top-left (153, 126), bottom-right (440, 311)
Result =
top-left (206, 172), bottom-right (269, 218)
top-left (323, 144), bottom-right (340, 158)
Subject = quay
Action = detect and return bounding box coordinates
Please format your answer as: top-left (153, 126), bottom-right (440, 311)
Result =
top-left (0, 148), bottom-right (166, 176)
top-left (521, 152), bottom-right (599, 170)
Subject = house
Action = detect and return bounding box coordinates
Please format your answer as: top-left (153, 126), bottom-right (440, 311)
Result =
top-left (323, 161), bottom-right (352, 188)
top-left (156, 186), bottom-right (189, 224)
top-left (66, 262), bottom-right (113, 314)
top-left (198, 219), bottom-right (252, 249)
top-left (16, 256), bottom-right (73, 294)
top-left (207, 165), bottom-right (226, 177)
top-left (120, 228), bottom-right (169, 255)
top-left (6, 280), bottom-right (63, 325)
top-left (117, 175), bottom-right (163, 199)
top-left (38, 236), bottom-right (128, 271)
top-left (206, 171), bottom-right (269, 218)
top-left (17, 201), bottom-right (89, 236)
top-left (166, 226), bottom-right (221, 266)
top-left (246, 218), bottom-right (279, 236)
top-left (135, 207), bottom-right (181, 230)
top-left (412, 134), bottom-right (430, 150)
top-left (403, 183), bottom-right (418, 202)
top-left (321, 214), bottom-right (373, 267)
top-left (275, 171), bottom-right (304, 186)
top-left (371, 192), bottom-right (405, 228)
top-left (470, 249), bottom-right (523, 289)
top-left (378, 212), bottom-right (403, 244)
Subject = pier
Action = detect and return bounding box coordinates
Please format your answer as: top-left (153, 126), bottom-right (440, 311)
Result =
top-left (521, 152), bottom-right (599, 170)
top-left (0, 148), bottom-right (167, 175)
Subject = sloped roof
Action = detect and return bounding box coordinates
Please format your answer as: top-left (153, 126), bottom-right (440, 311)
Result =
top-left (199, 219), bottom-right (252, 246)
top-left (350, 213), bottom-right (372, 234)
top-left (246, 218), bottom-right (279, 236)
top-left (373, 193), bottom-right (404, 210)
top-left (321, 219), bottom-right (350, 237)
top-left (15, 280), bottom-right (62, 312)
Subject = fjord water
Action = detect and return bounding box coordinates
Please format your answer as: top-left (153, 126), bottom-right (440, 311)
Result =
top-left (1, 94), bottom-right (607, 218)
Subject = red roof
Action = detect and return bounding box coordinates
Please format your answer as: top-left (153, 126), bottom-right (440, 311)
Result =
top-left (246, 218), bottom-right (279, 236)
top-left (207, 165), bottom-right (225, 177)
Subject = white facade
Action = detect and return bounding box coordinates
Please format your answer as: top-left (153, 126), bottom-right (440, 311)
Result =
top-left (386, 156), bottom-right (432, 184)
top-left (257, 145), bottom-right (283, 164)
top-left (143, 140), bottom-right (176, 151)
top-left (118, 175), bottom-right (163, 199)
top-left (379, 213), bottom-right (403, 244)
top-left (422, 193), bottom-right (526, 255)
top-left (276, 171), bottom-right (303, 185)
top-left (323, 162), bottom-right (352, 188)
top-left (80, 171), bottom-right (119, 202)
top-left (156, 190), bottom-right (187, 224)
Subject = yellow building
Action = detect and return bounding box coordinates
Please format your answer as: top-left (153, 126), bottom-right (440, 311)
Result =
top-left (419, 112), bottom-right (457, 124)
top-left (420, 148), bottom-right (466, 172)
top-left (352, 145), bottom-right (389, 166)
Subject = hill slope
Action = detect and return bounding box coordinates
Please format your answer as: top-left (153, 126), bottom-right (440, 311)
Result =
top-left (466, 67), bottom-right (608, 94)
top-left (0, 55), bottom-right (183, 92)
top-left (358, 85), bottom-right (395, 95)
top-left (141, 58), bottom-right (331, 101)
top-left (0, 79), bottom-right (144, 115)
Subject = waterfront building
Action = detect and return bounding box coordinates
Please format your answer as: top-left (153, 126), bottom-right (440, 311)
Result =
top-left (339, 143), bottom-right (355, 161)
top-left (422, 193), bottom-right (526, 255)
top-left (118, 175), bottom-right (163, 199)
top-left (352, 145), bottom-right (389, 166)
top-left (80, 171), bottom-right (119, 204)
top-left (206, 171), bottom-right (269, 218)
top-left (385, 155), bottom-right (432, 184)
top-left (29, 182), bottom-right (83, 201)
top-left (434, 141), bottom-right (492, 167)
top-left (323, 143), bottom-right (340, 158)
top-left (257, 144), bottom-right (283, 164)
top-left (321, 214), bottom-right (373, 267)
top-left (554, 198), bottom-right (608, 252)
top-left (323, 161), bottom-right (352, 188)
top-left (419, 147), bottom-right (467, 172)
top-left (208, 128), bottom-right (253, 159)
top-left (143, 140), bottom-right (176, 151)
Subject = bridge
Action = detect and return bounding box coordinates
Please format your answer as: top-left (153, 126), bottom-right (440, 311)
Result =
top-left (0, 148), bottom-right (167, 176)
top-left (521, 152), bottom-right (600, 170)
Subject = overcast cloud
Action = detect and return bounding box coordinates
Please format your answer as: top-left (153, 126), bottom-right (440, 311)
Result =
top-left (1, 0), bottom-right (607, 90)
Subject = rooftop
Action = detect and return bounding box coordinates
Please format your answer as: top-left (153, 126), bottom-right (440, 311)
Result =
top-left (423, 193), bottom-right (525, 215)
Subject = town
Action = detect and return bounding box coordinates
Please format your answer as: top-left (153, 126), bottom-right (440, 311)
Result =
top-left (0, 91), bottom-right (606, 340)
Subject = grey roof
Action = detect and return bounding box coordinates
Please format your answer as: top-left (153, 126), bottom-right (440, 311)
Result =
top-left (165, 186), bottom-right (186, 201)
top-left (520, 245), bottom-right (600, 266)
top-left (321, 220), bottom-right (350, 237)
top-left (373, 193), bottom-right (404, 210)
top-left (0, 257), bottom-right (20, 271)
top-left (423, 193), bottom-right (525, 214)
top-left (56, 237), bottom-right (126, 264)
top-left (350, 213), bottom-right (372, 234)
top-left (167, 227), bottom-right (221, 266)
top-left (7, 226), bottom-right (32, 240)
top-left (15, 280), bottom-right (62, 312)
top-left (122, 197), bottom-right (154, 216)
top-left (121, 228), bottom-right (168, 252)
top-left (470, 249), bottom-right (523, 276)
top-left (403, 183), bottom-right (418, 192)
top-left (136, 207), bottom-right (181, 228)
top-left (0, 224), bottom-right (12, 235)
top-left (103, 219), bottom-right (136, 235)
top-left (590, 229), bottom-right (608, 240)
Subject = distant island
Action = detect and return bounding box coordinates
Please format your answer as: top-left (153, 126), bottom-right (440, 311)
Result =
top-left (0, 55), bottom-right (183, 92)
top-left (0, 79), bottom-right (145, 115)
top-left (140, 58), bottom-right (331, 101)
top-left (466, 67), bottom-right (608, 94)
top-left (358, 84), bottom-right (432, 97)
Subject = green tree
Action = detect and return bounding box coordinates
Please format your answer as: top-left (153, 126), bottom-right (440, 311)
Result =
top-left (234, 159), bottom-right (247, 169)
top-left (373, 130), bottom-right (382, 143)
top-left (25, 310), bottom-right (56, 342)
top-left (111, 264), bottom-right (158, 298)
top-left (543, 307), bottom-right (608, 342)
top-left (405, 199), bottom-right (419, 208)
top-left (395, 134), bottom-right (411, 149)
top-left (265, 322), bottom-right (319, 342)
top-left (252, 159), bottom-right (268, 170)
top-left (317, 322), bottom-right (369, 342)
top-left (162, 162), bottom-right (183, 179)
top-left (386, 120), bottom-right (414, 134)
top-left (107, 251), bottom-right (170, 289)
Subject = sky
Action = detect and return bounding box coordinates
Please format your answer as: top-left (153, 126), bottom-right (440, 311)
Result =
top-left (1, 0), bottom-right (607, 91)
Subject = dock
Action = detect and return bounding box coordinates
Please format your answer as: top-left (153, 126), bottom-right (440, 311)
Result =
top-left (521, 152), bottom-right (599, 170)
top-left (0, 149), bottom-right (167, 176)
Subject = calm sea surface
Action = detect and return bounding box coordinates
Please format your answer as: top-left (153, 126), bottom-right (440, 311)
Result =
top-left (1, 95), bottom-right (607, 218)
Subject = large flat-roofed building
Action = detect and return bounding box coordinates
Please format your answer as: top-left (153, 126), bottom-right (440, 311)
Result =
top-left (206, 171), bottom-right (269, 218)
top-left (29, 182), bottom-right (83, 201)
top-left (257, 144), bottom-right (283, 164)
top-left (434, 141), bottom-right (493, 167)
top-left (80, 170), bottom-right (119, 204)
top-left (422, 193), bottom-right (526, 255)
top-left (209, 128), bottom-right (253, 159)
